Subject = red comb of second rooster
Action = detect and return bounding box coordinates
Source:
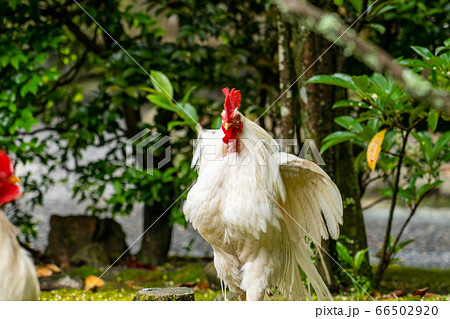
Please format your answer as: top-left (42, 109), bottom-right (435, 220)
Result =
top-left (0, 150), bottom-right (21, 206)
top-left (222, 88), bottom-right (241, 122)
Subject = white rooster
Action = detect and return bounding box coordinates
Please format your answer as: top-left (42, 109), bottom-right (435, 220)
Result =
top-left (183, 88), bottom-right (343, 301)
top-left (0, 150), bottom-right (40, 300)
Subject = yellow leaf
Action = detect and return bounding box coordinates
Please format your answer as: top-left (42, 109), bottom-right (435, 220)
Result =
top-left (46, 264), bottom-right (62, 273)
top-left (84, 275), bottom-right (105, 290)
top-left (367, 129), bottom-right (387, 171)
top-left (36, 265), bottom-right (53, 278)
top-left (35, 264), bottom-right (62, 278)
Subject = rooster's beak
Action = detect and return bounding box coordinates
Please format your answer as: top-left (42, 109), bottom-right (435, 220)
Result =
top-left (8, 175), bottom-right (20, 184)
top-left (223, 122), bottom-right (232, 130)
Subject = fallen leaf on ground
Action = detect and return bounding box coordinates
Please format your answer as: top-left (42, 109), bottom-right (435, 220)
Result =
top-left (390, 289), bottom-right (407, 298)
top-left (197, 280), bottom-right (210, 290)
top-left (175, 282), bottom-right (196, 288)
top-left (45, 264), bottom-right (62, 273)
top-left (84, 275), bottom-right (105, 290)
top-left (412, 287), bottom-right (428, 297)
top-left (36, 265), bottom-right (53, 278)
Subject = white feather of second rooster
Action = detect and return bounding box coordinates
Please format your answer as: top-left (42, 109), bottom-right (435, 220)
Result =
top-left (0, 211), bottom-right (40, 301)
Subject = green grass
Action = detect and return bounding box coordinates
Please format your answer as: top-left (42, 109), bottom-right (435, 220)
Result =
top-left (39, 262), bottom-right (450, 301)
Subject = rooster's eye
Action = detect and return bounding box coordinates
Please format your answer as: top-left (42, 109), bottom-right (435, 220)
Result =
top-left (236, 115), bottom-right (241, 121)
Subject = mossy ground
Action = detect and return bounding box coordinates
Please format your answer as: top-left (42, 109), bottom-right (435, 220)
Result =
top-left (39, 260), bottom-right (449, 301)
top-left (40, 259), bottom-right (224, 301)
top-left (380, 265), bottom-right (450, 295)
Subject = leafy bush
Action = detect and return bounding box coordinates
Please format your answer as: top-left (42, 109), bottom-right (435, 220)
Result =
top-left (0, 0), bottom-right (279, 244)
top-left (308, 38), bottom-right (450, 287)
top-left (335, 241), bottom-right (371, 300)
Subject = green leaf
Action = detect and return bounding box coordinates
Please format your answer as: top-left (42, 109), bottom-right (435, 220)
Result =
top-left (411, 45), bottom-right (433, 60)
top-left (10, 53), bottom-right (27, 69)
top-left (183, 102), bottom-right (199, 123)
top-left (427, 109), bottom-right (439, 133)
top-left (334, 116), bottom-right (354, 130)
top-left (416, 181), bottom-right (443, 199)
top-left (20, 82), bottom-right (38, 97)
top-left (352, 75), bottom-right (369, 93)
top-left (393, 239), bottom-right (414, 256)
top-left (441, 113), bottom-right (450, 122)
top-left (367, 23), bottom-right (386, 34)
top-left (354, 150), bottom-right (366, 172)
top-left (432, 131), bottom-right (450, 159)
top-left (113, 181), bottom-right (122, 195)
top-left (332, 100), bottom-right (370, 109)
top-left (307, 73), bottom-right (356, 90)
top-left (398, 59), bottom-right (433, 70)
top-left (353, 248), bottom-right (368, 270)
top-left (150, 70), bottom-right (173, 98)
top-left (435, 46), bottom-right (449, 55)
top-left (411, 131), bottom-right (433, 163)
top-left (336, 242), bottom-right (353, 266)
top-left (182, 86), bottom-right (196, 108)
top-left (348, 0), bottom-right (362, 13)
top-left (167, 120), bottom-right (187, 131)
top-left (211, 116), bottom-right (222, 129)
top-left (139, 87), bottom-right (158, 94)
top-left (72, 92), bottom-right (83, 103)
top-left (398, 187), bottom-right (414, 201)
top-left (147, 94), bottom-right (175, 112)
top-left (321, 131), bottom-right (361, 152)
top-left (333, 0), bottom-right (343, 6)
top-left (334, 116), bottom-right (364, 133)
top-left (124, 87), bottom-right (139, 99)
top-left (370, 73), bottom-right (392, 93)
top-left (409, 104), bottom-right (428, 126)
top-left (380, 187), bottom-right (393, 197)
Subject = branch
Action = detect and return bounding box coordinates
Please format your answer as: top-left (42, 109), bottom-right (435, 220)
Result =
top-left (277, 0), bottom-right (450, 113)
top-left (41, 6), bottom-right (104, 55)
top-left (374, 128), bottom-right (410, 285)
top-left (362, 196), bottom-right (389, 210)
top-left (50, 49), bottom-right (89, 92)
top-left (17, 127), bottom-right (59, 136)
top-left (386, 188), bottom-right (434, 264)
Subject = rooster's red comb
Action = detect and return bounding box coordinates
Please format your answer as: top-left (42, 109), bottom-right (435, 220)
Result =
top-left (0, 150), bottom-right (13, 180)
top-left (222, 88), bottom-right (241, 122)
top-left (0, 150), bottom-right (21, 205)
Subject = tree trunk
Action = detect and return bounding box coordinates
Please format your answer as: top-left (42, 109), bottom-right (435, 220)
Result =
top-left (277, 12), bottom-right (295, 153)
top-left (290, 7), bottom-right (338, 290)
top-left (122, 105), bottom-right (173, 265)
top-left (287, 0), bottom-right (372, 290)
top-left (335, 142), bottom-right (372, 284)
top-left (138, 202), bottom-right (173, 265)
